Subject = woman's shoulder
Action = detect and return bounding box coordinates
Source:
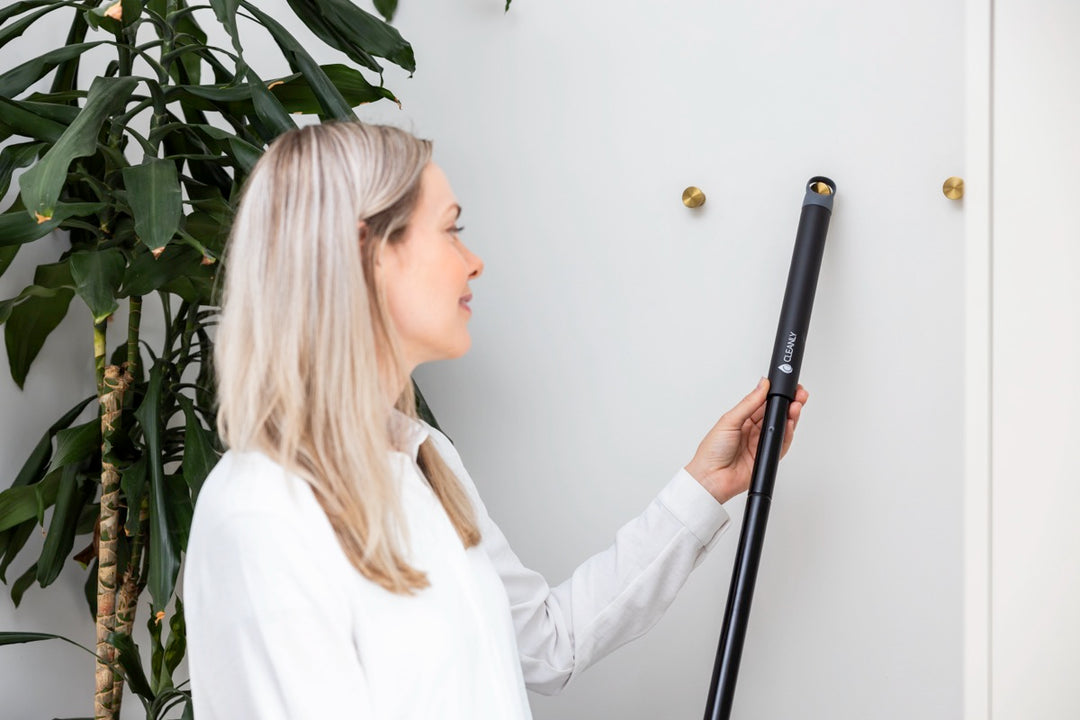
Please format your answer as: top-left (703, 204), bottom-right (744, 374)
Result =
top-left (189, 449), bottom-right (329, 547)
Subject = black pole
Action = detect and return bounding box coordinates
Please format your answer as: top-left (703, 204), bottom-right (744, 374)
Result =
top-left (703, 176), bottom-right (836, 720)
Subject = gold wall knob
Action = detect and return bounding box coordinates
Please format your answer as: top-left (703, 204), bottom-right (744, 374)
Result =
top-left (682, 186), bottom-right (706, 208)
top-left (943, 176), bottom-right (965, 200)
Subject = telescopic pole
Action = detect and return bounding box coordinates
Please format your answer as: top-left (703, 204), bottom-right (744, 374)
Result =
top-left (702, 176), bottom-right (836, 720)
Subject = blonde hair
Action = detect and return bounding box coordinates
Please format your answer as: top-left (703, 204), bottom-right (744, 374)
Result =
top-left (216, 122), bottom-right (480, 594)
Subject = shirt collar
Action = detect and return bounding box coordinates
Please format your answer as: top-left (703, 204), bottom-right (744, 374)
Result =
top-left (388, 408), bottom-right (430, 461)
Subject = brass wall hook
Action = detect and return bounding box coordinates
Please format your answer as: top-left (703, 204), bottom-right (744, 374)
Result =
top-left (943, 177), bottom-right (965, 200)
top-left (682, 186), bottom-right (706, 208)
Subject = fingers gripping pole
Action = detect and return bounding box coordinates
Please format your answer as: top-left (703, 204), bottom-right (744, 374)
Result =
top-left (703, 177), bottom-right (835, 720)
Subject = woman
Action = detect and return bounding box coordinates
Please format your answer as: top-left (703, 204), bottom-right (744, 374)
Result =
top-left (184, 122), bottom-right (808, 719)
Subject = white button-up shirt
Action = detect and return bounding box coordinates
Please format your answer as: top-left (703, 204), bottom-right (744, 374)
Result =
top-left (185, 413), bottom-right (730, 719)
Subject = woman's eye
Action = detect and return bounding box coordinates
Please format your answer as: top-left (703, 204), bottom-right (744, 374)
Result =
top-left (447, 225), bottom-right (465, 235)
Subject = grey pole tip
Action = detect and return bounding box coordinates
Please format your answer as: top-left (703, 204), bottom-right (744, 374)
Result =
top-left (803, 176), bottom-right (836, 210)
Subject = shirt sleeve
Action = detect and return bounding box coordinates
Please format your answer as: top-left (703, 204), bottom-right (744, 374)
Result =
top-left (425, 429), bottom-right (731, 695)
top-left (185, 508), bottom-right (375, 720)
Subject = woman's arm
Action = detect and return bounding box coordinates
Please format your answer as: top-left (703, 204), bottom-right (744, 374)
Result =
top-left (478, 468), bottom-right (730, 695)
top-left (426, 430), bottom-right (729, 695)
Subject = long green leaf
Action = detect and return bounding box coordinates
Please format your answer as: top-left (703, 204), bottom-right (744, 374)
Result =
top-left (3, 395), bottom-right (95, 578)
top-left (0, 42), bottom-right (107, 99)
top-left (148, 598), bottom-right (165, 691)
top-left (227, 135), bottom-right (261, 174)
top-left (18, 75), bottom-right (137, 220)
top-left (0, 630), bottom-right (91, 652)
top-left (120, 0), bottom-right (145, 29)
top-left (0, 209), bottom-right (62, 246)
top-left (180, 212), bottom-right (228, 257)
top-left (165, 81), bottom-right (293, 142)
top-left (167, 82), bottom-right (252, 104)
top-left (0, 284), bottom-right (70, 326)
top-left (8, 394), bottom-right (95, 489)
top-left (169, 7), bottom-right (208, 86)
top-left (36, 464), bottom-right (83, 587)
top-left (239, 2), bottom-right (355, 120)
top-left (0, 97), bottom-right (68, 143)
top-left (120, 455), bottom-right (147, 537)
top-left (10, 561), bottom-right (36, 605)
top-left (0, 254), bottom-right (74, 321)
top-left (284, 0), bottom-right (381, 74)
top-left (0, 519), bottom-right (32, 581)
top-left (122, 158), bottom-right (182, 252)
top-left (47, 419), bottom-right (99, 475)
top-left (120, 243), bottom-right (203, 298)
top-left (136, 361), bottom-right (179, 613)
top-left (106, 631), bottom-right (155, 701)
top-left (177, 395), bottom-right (218, 500)
top-left (164, 598), bottom-right (186, 678)
top-left (207, 0), bottom-right (245, 79)
top-left (373, 0), bottom-right (397, 22)
top-left (0, 142), bottom-right (44, 199)
top-left (27, 258), bottom-right (71, 291)
top-left (70, 248), bottom-right (126, 322)
top-left (0, 3), bottom-right (69, 51)
top-left (165, 472), bottom-right (193, 552)
top-left (4, 285), bottom-right (74, 388)
top-left (0, 1), bottom-right (52, 24)
top-left (0, 201), bottom-right (106, 247)
top-left (49, 4), bottom-right (89, 96)
top-left (269, 64), bottom-right (396, 113)
top-left (288, 0), bottom-right (414, 74)
top-left (2, 259), bottom-right (76, 385)
top-left (0, 470), bottom-right (60, 533)
top-left (248, 74), bottom-right (296, 142)
top-left (13, 98), bottom-right (81, 125)
top-left (0, 246), bottom-right (17, 281)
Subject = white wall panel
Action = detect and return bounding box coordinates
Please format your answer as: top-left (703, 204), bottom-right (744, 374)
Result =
top-left (379, 2), bottom-right (966, 718)
top-left (992, 1), bottom-right (1080, 717)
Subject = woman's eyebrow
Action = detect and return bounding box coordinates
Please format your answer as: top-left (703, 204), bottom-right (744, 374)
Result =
top-left (445, 203), bottom-right (462, 220)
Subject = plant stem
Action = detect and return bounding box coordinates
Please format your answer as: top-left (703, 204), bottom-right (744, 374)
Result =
top-left (93, 321), bottom-right (107, 395)
top-left (95, 365), bottom-right (131, 720)
top-left (127, 296), bottom-right (142, 377)
top-left (103, 296), bottom-right (145, 710)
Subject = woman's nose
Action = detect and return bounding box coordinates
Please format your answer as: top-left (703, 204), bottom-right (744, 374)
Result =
top-left (466, 246), bottom-right (484, 279)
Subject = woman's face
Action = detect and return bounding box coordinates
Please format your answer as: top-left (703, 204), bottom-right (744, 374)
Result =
top-left (378, 162), bottom-right (484, 371)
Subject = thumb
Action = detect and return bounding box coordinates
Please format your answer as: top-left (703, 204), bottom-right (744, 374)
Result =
top-left (717, 378), bottom-right (769, 430)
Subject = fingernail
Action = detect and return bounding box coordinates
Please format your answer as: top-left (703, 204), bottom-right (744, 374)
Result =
top-left (758, 377), bottom-right (767, 388)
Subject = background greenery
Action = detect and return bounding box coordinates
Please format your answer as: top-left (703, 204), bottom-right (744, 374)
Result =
top-left (0, 1), bottom-right (439, 717)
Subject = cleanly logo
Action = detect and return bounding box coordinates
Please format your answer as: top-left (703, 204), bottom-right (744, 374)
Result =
top-left (783, 331), bottom-right (797, 362)
top-left (778, 363), bottom-right (793, 374)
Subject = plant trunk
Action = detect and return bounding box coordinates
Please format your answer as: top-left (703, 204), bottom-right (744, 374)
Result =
top-left (95, 364), bottom-right (131, 720)
top-left (105, 296), bottom-right (144, 712)
top-left (110, 496), bottom-right (148, 710)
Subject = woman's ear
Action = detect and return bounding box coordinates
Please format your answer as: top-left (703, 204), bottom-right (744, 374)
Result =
top-left (359, 221), bottom-right (380, 267)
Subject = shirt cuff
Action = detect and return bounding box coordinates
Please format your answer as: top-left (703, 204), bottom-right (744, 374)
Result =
top-left (657, 468), bottom-right (731, 549)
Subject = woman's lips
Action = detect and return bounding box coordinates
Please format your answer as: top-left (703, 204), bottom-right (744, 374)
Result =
top-left (460, 293), bottom-right (472, 312)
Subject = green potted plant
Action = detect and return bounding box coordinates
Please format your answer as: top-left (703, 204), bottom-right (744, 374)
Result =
top-left (0, 1), bottom-right (421, 717)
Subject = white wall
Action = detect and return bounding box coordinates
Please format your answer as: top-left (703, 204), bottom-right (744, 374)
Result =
top-left (1, 1), bottom-right (1072, 719)
top-left (374, 2), bottom-right (967, 719)
top-left (992, 1), bottom-right (1080, 717)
